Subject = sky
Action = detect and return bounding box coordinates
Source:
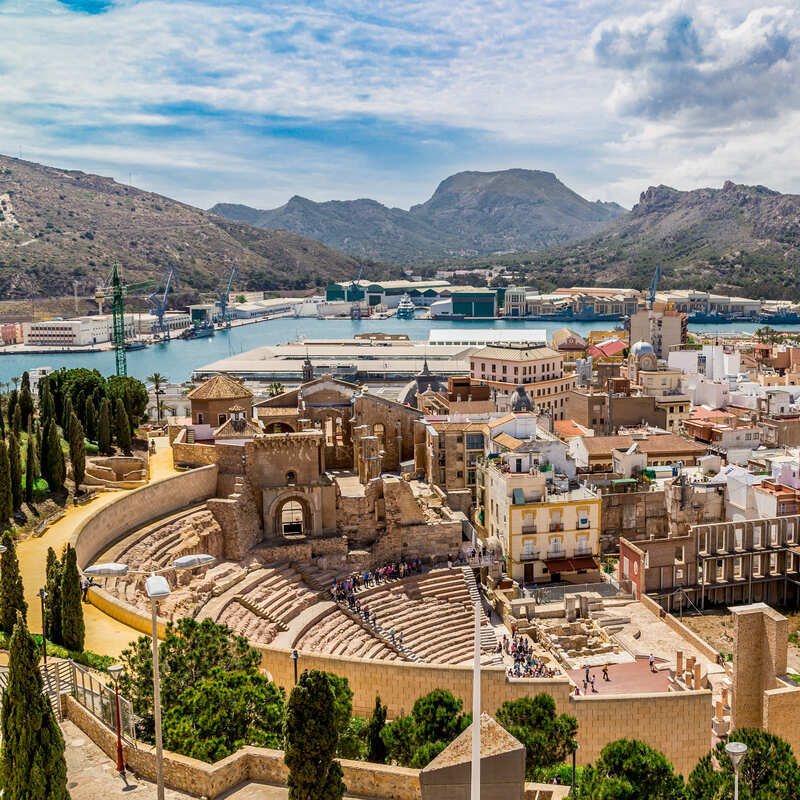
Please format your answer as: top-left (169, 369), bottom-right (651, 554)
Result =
top-left (1, 0), bottom-right (799, 211)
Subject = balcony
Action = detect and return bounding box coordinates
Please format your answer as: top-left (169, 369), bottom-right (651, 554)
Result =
top-left (574, 544), bottom-right (593, 557)
top-left (520, 551), bottom-right (539, 562)
top-left (549, 523), bottom-right (564, 533)
top-left (547, 548), bottom-right (566, 560)
top-left (521, 524), bottom-right (537, 534)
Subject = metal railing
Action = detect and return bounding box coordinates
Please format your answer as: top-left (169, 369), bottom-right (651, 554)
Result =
top-left (525, 581), bottom-right (622, 604)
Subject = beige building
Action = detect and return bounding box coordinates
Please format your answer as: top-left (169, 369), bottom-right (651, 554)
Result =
top-left (478, 453), bottom-right (600, 584)
top-left (629, 309), bottom-right (687, 359)
top-left (469, 343), bottom-right (575, 420)
top-left (187, 374), bottom-right (254, 427)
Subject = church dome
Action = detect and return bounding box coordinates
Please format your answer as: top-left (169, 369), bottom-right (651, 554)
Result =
top-left (511, 385), bottom-right (534, 412)
top-left (630, 340), bottom-right (655, 359)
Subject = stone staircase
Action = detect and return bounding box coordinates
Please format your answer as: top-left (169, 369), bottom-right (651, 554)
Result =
top-left (461, 566), bottom-right (502, 665)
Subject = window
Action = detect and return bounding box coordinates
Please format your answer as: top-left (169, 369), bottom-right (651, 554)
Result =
top-left (286, 471), bottom-right (297, 485)
top-left (456, 470), bottom-right (463, 478)
top-left (197, 413), bottom-right (204, 424)
top-left (218, 414), bottom-right (227, 426)
top-left (466, 433), bottom-right (484, 450)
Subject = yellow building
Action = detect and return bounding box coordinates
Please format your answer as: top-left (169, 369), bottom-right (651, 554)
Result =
top-left (477, 452), bottom-right (601, 585)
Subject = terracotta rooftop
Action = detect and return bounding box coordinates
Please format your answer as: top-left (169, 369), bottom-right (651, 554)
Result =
top-left (213, 416), bottom-right (263, 439)
top-left (493, 432), bottom-right (525, 451)
top-left (554, 419), bottom-right (591, 439)
top-left (472, 345), bottom-right (562, 362)
top-left (582, 433), bottom-right (707, 456)
top-left (187, 374), bottom-right (253, 401)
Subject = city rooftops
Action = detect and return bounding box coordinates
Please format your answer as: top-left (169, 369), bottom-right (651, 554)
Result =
top-left (428, 328), bottom-right (546, 345)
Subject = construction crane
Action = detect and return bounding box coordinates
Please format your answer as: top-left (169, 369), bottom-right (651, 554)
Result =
top-left (94, 263), bottom-right (160, 376)
top-left (648, 264), bottom-right (661, 309)
top-left (349, 263), bottom-right (365, 320)
top-left (147, 264), bottom-right (178, 340)
top-left (215, 265), bottom-right (238, 328)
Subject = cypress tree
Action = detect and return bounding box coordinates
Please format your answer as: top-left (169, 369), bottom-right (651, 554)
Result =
top-left (62, 396), bottom-right (74, 442)
top-left (366, 695), bottom-right (388, 764)
top-left (11, 404), bottom-right (21, 439)
top-left (84, 395), bottom-right (97, 442)
top-left (6, 390), bottom-right (17, 433)
top-left (74, 390), bottom-right (85, 429)
top-left (46, 420), bottom-right (65, 493)
top-left (68, 412), bottom-right (85, 493)
top-left (114, 397), bottom-right (132, 454)
top-left (8, 433), bottom-right (22, 513)
top-left (18, 383), bottom-right (33, 430)
top-left (28, 417), bottom-right (39, 480)
top-left (20, 371), bottom-right (30, 393)
top-left (0, 532), bottom-right (27, 634)
top-left (44, 548), bottom-right (62, 647)
top-left (40, 419), bottom-right (52, 489)
top-left (0, 611), bottom-right (70, 800)
top-left (60, 545), bottom-right (84, 652)
top-left (0, 438), bottom-right (12, 528)
top-left (285, 669), bottom-right (345, 800)
top-left (40, 379), bottom-right (55, 429)
top-left (98, 397), bottom-right (112, 455)
top-left (25, 431), bottom-right (35, 505)
top-left (0, 395), bottom-right (4, 436)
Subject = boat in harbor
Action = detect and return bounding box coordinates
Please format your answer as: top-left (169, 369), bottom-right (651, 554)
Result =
top-left (124, 340), bottom-right (148, 351)
top-left (395, 294), bottom-right (416, 319)
top-left (180, 321), bottom-right (216, 340)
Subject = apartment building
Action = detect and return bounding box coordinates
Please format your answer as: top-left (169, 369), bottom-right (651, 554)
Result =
top-left (569, 431), bottom-right (708, 472)
top-left (629, 308), bottom-right (687, 359)
top-left (469, 343), bottom-right (575, 420)
top-left (477, 454), bottom-right (600, 584)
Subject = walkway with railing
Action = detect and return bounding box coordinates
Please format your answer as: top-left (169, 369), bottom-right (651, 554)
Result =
top-left (0, 658), bottom-right (137, 744)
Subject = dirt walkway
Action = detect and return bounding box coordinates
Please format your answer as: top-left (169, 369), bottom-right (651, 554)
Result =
top-left (17, 438), bottom-right (177, 657)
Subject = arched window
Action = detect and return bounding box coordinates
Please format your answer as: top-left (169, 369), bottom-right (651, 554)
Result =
top-left (286, 470), bottom-right (297, 485)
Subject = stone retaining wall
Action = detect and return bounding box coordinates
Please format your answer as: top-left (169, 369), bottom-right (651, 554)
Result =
top-left (639, 593), bottom-right (721, 664)
top-left (63, 694), bottom-right (421, 799)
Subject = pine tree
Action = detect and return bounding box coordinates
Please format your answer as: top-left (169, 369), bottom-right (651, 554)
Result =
top-left (11, 404), bottom-right (21, 439)
top-left (0, 438), bottom-right (12, 528)
top-left (62, 396), bottom-right (74, 442)
top-left (0, 532), bottom-right (27, 634)
top-left (0, 396), bottom-right (5, 436)
top-left (114, 397), bottom-right (132, 454)
top-left (285, 669), bottom-right (346, 800)
top-left (84, 395), bottom-right (97, 442)
top-left (8, 433), bottom-right (22, 513)
top-left (0, 611), bottom-right (70, 800)
top-left (68, 412), bottom-right (85, 493)
top-left (20, 372), bottom-right (30, 393)
top-left (44, 548), bottom-right (62, 647)
top-left (24, 431), bottom-right (35, 505)
top-left (60, 545), bottom-right (84, 652)
top-left (98, 397), bottom-right (112, 455)
top-left (46, 420), bottom-right (65, 493)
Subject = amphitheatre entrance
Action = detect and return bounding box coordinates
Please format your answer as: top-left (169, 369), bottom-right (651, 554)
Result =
top-left (270, 494), bottom-right (313, 539)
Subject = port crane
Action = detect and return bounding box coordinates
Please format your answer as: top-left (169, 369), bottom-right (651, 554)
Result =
top-left (648, 264), bottom-right (661, 309)
top-left (349, 263), bottom-right (365, 320)
top-left (94, 263), bottom-right (162, 376)
top-left (215, 265), bottom-right (238, 327)
top-left (146, 264), bottom-right (178, 340)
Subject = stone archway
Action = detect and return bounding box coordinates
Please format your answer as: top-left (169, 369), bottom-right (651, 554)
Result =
top-left (269, 493), bottom-right (314, 538)
top-left (267, 422), bottom-right (296, 434)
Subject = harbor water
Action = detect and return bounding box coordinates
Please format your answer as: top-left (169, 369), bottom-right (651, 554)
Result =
top-left (1, 316), bottom-right (798, 385)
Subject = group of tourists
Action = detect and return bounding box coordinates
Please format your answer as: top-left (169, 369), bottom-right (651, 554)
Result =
top-left (502, 634), bottom-right (558, 679)
top-left (330, 558), bottom-right (425, 604)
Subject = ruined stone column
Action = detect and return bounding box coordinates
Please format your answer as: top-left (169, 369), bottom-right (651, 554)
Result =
top-left (693, 663), bottom-right (702, 690)
top-left (676, 650), bottom-right (684, 674)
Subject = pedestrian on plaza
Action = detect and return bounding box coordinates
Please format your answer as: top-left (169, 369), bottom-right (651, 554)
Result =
top-left (649, 653), bottom-right (656, 673)
top-left (584, 664), bottom-right (590, 682)
top-left (602, 664), bottom-right (610, 681)
top-left (590, 675), bottom-right (597, 693)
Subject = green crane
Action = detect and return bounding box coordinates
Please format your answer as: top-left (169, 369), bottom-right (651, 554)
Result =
top-left (95, 263), bottom-right (160, 377)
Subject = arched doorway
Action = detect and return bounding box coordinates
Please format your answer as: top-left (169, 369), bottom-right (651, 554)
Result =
top-left (280, 501), bottom-right (304, 536)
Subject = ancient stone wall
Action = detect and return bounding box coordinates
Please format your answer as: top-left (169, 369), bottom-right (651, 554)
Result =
top-left (208, 478), bottom-right (262, 559)
top-left (600, 490), bottom-right (667, 552)
top-left (665, 480), bottom-right (725, 538)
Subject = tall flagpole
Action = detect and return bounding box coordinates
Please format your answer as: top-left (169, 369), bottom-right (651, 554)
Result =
top-left (471, 598), bottom-right (481, 800)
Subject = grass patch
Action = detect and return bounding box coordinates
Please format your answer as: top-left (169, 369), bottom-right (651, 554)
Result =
top-left (0, 631), bottom-right (115, 672)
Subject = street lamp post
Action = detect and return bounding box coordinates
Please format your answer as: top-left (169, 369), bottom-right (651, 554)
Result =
top-left (726, 741), bottom-right (748, 800)
top-left (84, 553), bottom-right (216, 800)
top-left (571, 743), bottom-right (580, 795)
top-left (108, 664), bottom-right (126, 776)
top-left (290, 649), bottom-right (299, 685)
top-left (37, 588), bottom-right (48, 665)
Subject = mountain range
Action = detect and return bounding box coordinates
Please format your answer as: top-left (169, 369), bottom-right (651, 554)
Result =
top-left (507, 180), bottom-right (800, 299)
top-left (210, 169), bottom-right (628, 262)
top-left (0, 155), bottom-right (374, 300)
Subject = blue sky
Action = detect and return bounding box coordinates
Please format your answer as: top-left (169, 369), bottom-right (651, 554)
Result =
top-left (1, 0), bottom-right (799, 210)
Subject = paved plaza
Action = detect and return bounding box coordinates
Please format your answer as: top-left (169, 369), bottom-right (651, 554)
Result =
top-left (568, 656), bottom-right (671, 695)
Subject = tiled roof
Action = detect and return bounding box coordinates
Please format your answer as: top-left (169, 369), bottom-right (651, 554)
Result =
top-left (472, 345), bottom-right (561, 362)
top-left (582, 433), bottom-right (707, 456)
top-left (187, 374), bottom-right (253, 401)
top-left (213, 416), bottom-right (263, 439)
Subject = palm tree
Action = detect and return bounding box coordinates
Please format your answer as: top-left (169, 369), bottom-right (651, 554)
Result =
top-left (10, 376), bottom-right (19, 390)
top-left (147, 372), bottom-right (168, 426)
top-left (268, 382), bottom-right (285, 398)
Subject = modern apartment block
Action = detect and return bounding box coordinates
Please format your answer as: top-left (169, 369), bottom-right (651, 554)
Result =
top-left (629, 308), bottom-right (687, 359)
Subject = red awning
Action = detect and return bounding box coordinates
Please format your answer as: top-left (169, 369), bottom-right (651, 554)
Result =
top-left (544, 556), bottom-right (598, 573)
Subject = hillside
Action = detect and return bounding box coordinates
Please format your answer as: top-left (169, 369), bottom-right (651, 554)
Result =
top-left (490, 181), bottom-right (800, 300)
top-left (0, 155), bottom-right (373, 299)
top-left (210, 169), bottom-right (627, 262)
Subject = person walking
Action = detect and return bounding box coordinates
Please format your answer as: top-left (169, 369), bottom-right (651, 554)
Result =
top-left (649, 653), bottom-right (656, 673)
top-left (602, 664), bottom-right (610, 681)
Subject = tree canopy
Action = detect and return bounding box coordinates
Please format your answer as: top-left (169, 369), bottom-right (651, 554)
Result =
top-left (163, 670), bottom-right (285, 763)
top-left (118, 617), bottom-right (261, 740)
top-left (496, 694), bottom-right (578, 780)
top-left (686, 728), bottom-right (800, 800)
top-left (578, 738), bottom-right (685, 800)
